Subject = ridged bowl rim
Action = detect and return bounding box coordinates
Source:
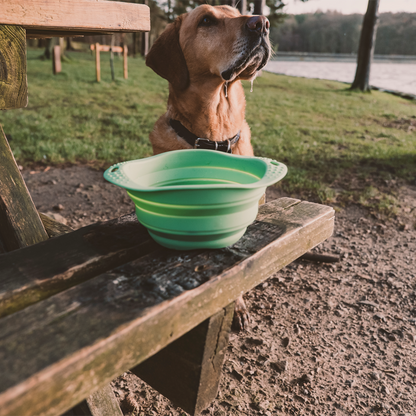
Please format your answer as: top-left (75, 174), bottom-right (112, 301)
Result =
top-left (104, 149), bottom-right (287, 192)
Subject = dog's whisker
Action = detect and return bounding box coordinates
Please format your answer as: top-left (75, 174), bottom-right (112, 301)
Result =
top-left (250, 79), bottom-right (254, 93)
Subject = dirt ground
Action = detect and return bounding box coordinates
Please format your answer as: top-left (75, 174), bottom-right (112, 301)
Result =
top-left (24, 165), bottom-right (416, 416)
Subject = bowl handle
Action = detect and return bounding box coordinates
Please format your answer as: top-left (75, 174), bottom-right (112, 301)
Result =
top-left (255, 158), bottom-right (288, 188)
top-left (103, 162), bottom-right (138, 190)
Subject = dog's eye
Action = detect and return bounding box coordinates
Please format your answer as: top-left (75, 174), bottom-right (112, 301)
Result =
top-left (199, 15), bottom-right (216, 27)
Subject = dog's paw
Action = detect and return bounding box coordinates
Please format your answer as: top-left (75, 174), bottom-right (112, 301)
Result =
top-left (232, 296), bottom-right (250, 331)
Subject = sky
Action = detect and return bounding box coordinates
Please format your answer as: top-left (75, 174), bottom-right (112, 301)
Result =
top-left (285, 0), bottom-right (416, 15)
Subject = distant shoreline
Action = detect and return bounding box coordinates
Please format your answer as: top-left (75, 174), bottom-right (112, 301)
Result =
top-left (265, 59), bottom-right (416, 99)
top-left (273, 52), bottom-right (416, 63)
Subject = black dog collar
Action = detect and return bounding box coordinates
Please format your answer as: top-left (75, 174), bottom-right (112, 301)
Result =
top-left (169, 119), bottom-right (240, 153)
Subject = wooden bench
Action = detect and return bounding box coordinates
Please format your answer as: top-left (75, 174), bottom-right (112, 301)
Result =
top-left (0, 196), bottom-right (334, 416)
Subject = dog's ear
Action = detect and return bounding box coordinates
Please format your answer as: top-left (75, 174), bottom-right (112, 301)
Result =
top-left (146, 16), bottom-right (189, 91)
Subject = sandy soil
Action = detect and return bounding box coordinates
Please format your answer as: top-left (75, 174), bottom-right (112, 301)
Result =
top-left (24, 165), bottom-right (416, 416)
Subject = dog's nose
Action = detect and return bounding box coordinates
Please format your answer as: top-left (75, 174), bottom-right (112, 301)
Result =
top-left (246, 15), bottom-right (270, 35)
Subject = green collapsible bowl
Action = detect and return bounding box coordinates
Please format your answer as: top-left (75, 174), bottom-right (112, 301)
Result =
top-left (104, 149), bottom-right (287, 250)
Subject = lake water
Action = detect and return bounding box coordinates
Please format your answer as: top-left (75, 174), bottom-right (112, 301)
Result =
top-left (265, 59), bottom-right (416, 96)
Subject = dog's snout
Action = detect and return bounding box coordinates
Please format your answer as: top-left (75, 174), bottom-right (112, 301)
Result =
top-left (246, 15), bottom-right (269, 35)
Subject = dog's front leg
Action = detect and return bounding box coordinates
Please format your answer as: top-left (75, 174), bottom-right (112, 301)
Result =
top-left (232, 295), bottom-right (250, 331)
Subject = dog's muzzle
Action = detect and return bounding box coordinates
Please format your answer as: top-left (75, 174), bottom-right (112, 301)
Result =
top-left (221, 16), bottom-right (271, 82)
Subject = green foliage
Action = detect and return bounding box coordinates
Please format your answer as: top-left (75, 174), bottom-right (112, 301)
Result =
top-left (1, 49), bottom-right (415, 214)
top-left (376, 13), bottom-right (416, 55)
top-left (261, 0), bottom-right (285, 27)
top-left (155, 0), bottom-right (297, 26)
top-left (271, 12), bottom-right (416, 55)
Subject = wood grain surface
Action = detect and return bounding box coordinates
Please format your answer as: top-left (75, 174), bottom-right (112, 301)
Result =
top-left (0, 0), bottom-right (150, 34)
top-left (61, 384), bottom-right (124, 416)
top-left (0, 25), bottom-right (28, 110)
top-left (38, 212), bottom-right (74, 238)
top-left (0, 213), bottom-right (158, 318)
top-left (39, 212), bottom-right (123, 416)
top-left (132, 304), bottom-right (235, 415)
top-left (0, 126), bottom-right (48, 251)
top-left (0, 198), bottom-right (334, 416)
top-left (90, 44), bottom-right (124, 53)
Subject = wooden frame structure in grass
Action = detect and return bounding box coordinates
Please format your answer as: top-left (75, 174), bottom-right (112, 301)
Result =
top-left (90, 43), bottom-right (128, 82)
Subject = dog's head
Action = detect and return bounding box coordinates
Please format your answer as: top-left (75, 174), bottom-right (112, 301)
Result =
top-left (146, 5), bottom-right (271, 90)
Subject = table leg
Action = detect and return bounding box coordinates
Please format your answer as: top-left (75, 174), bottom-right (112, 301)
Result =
top-left (62, 385), bottom-right (123, 416)
top-left (0, 126), bottom-right (49, 251)
top-left (131, 303), bottom-right (234, 416)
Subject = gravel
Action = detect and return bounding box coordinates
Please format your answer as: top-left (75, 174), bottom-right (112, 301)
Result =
top-left (25, 165), bottom-right (416, 416)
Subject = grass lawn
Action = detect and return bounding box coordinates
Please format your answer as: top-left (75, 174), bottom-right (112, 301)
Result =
top-left (1, 49), bottom-right (415, 214)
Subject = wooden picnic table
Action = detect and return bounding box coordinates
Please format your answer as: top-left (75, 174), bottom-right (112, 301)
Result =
top-left (0, 2), bottom-right (334, 415)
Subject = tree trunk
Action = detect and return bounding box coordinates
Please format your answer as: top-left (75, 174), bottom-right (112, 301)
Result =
top-left (43, 38), bottom-right (53, 60)
top-left (237, 0), bottom-right (247, 15)
top-left (351, 0), bottom-right (380, 92)
top-left (253, 0), bottom-right (266, 15)
top-left (132, 32), bottom-right (137, 57)
top-left (167, 0), bottom-right (172, 22)
top-left (141, 0), bottom-right (149, 57)
top-left (66, 38), bottom-right (74, 51)
top-left (110, 35), bottom-right (115, 81)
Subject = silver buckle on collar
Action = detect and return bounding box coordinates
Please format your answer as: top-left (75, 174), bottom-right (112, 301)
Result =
top-left (195, 137), bottom-right (232, 153)
top-left (195, 138), bottom-right (212, 149)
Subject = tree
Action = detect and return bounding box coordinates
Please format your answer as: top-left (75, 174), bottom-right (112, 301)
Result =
top-left (157, 0), bottom-right (308, 24)
top-left (252, 0), bottom-right (308, 24)
top-left (351, 0), bottom-right (380, 91)
top-left (253, 0), bottom-right (266, 15)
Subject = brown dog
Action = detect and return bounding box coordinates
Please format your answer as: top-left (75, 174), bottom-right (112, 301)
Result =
top-left (145, 5), bottom-right (271, 329)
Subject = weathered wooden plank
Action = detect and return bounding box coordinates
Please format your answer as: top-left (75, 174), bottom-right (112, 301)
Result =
top-left (26, 30), bottom-right (103, 39)
top-left (123, 45), bottom-right (128, 80)
top-left (85, 385), bottom-right (123, 416)
top-left (62, 401), bottom-right (92, 416)
top-left (0, 126), bottom-right (48, 251)
top-left (37, 216), bottom-right (123, 416)
top-left (0, 199), bottom-right (300, 318)
top-left (0, 0), bottom-right (150, 33)
top-left (0, 199), bottom-right (334, 416)
top-left (132, 304), bottom-right (234, 415)
top-left (63, 384), bottom-right (123, 416)
top-left (33, 219), bottom-right (122, 416)
top-left (0, 25), bottom-right (28, 110)
top-left (53, 44), bottom-right (62, 74)
top-left (39, 212), bottom-right (74, 238)
top-left (95, 42), bottom-right (101, 82)
top-left (90, 44), bottom-right (124, 53)
top-left (0, 129), bottom-right (122, 416)
top-left (0, 213), bottom-right (158, 318)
